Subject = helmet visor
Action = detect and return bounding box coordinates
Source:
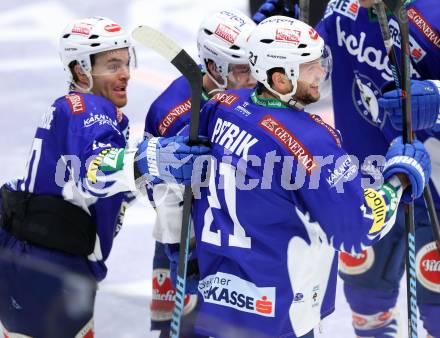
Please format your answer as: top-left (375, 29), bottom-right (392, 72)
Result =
top-left (227, 63), bottom-right (257, 89)
top-left (91, 46), bottom-right (137, 77)
top-left (297, 45), bottom-right (332, 100)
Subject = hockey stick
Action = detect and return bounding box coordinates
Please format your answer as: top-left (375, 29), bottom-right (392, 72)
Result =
top-left (376, 1), bottom-right (440, 255)
top-left (132, 26), bottom-right (203, 338)
top-left (374, 1), bottom-right (423, 337)
top-left (298, 0), bottom-right (310, 24)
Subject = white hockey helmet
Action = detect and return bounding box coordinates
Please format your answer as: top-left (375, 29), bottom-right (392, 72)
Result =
top-left (59, 16), bottom-right (133, 90)
top-left (197, 9), bottom-right (256, 89)
top-left (248, 16), bottom-right (329, 105)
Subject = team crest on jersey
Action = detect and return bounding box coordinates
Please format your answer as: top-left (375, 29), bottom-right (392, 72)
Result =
top-left (215, 24), bottom-right (239, 44)
top-left (324, 0), bottom-right (359, 21)
top-left (198, 272), bottom-right (276, 317)
top-left (352, 72), bottom-right (386, 128)
top-left (259, 115), bottom-right (317, 175)
top-left (339, 247), bottom-right (375, 275)
top-left (150, 268), bottom-right (197, 321)
top-left (66, 93), bottom-right (86, 114)
top-left (212, 92), bottom-right (239, 107)
top-left (158, 98), bottom-right (191, 135)
top-left (416, 242), bottom-right (440, 292)
top-left (275, 28), bottom-right (301, 44)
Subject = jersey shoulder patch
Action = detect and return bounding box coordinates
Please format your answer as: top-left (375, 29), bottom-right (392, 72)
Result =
top-left (64, 93), bottom-right (86, 114)
top-left (308, 114), bottom-right (342, 147)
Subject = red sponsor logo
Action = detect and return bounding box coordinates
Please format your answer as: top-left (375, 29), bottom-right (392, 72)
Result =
top-left (416, 242), bottom-right (440, 292)
top-left (71, 23), bottom-right (93, 36)
top-left (349, 2), bottom-right (359, 15)
top-left (104, 23), bottom-right (121, 32)
top-left (411, 47), bottom-right (423, 60)
top-left (339, 248), bottom-right (374, 275)
top-left (259, 115), bottom-right (317, 175)
top-left (309, 114), bottom-right (341, 147)
top-left (340, 251), bottom-right (367, 267)
top-left (65, 94), bottom-right (86, 114)
top-left (214, 24), bottom-right (239, 44)
top-left (150, 269), bottom-right (196, 321)
top-left (158, 98), bottom-right (191, 136)
top-left (308, 28), bottom-right (319, 40)
top-left (352, 314), bottom-right (367, 326)
top-left (255, 296), bottom-right (273, 314)
top-left (275, 28), bottom-right (301, 43)
top-left (378, 311), bottom-right (392, 322)
top-left (407, 8), bottom-right (440, 49)
top-left (212, 92), bottom-right (239, 107)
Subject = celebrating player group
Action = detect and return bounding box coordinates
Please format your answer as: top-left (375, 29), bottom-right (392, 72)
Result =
top-left (0, 0), bottom-right (439, 337)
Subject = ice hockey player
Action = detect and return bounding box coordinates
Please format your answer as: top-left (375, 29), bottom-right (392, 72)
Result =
top-left (252, 0), bottom-right (440, 336)
top-left (0, 16), bottom-right (209, 338)
top-left (144, 9), bottom-right (256, 338)
top-left (190, 16), bottom-right (431, 338)
top-left (315, 1), bottom-right (440, 336)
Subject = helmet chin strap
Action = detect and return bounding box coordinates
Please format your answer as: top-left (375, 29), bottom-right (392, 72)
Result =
top-left (265, 82), bottom-right (306, 110)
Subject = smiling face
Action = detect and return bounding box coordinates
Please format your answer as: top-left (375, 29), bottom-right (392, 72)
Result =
top-left (90, 48), bottom-right (131, 108)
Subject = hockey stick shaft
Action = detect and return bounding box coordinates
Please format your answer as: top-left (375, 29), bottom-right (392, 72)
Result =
top-left (374, 1), bottom-right (418, 336)
top-left (132, 26), bottom-right (203, 338)
top-left (376, 0), bottom-right (440, 252)
top-left (298, 0), bottom-right (310, 23)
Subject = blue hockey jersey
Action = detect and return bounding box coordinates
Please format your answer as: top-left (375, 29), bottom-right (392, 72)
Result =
top-left (316, 0), bottom-right (440, 209)
top-left (11, 92), bottom-right (136, 281)
top-left (144, 72), bottom-right (209, 138)
top-left (192, 88), bottom-right (402, 337)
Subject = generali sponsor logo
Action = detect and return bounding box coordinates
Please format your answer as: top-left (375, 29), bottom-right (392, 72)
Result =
top-left (407, 7), bottom-right (440, 50)
top-left (416, 242), bottom-right (440, 292)
top-left (212, 92), bottom-right (239, 107)
top-left (198, 272), bottom-right (276, 317)
top-left (158, 98), bottom-right (191, 135)
top-left (65, 93), bottom-right (86, 114)
top-left (259, 115), bottom-right (317, 175)
top-left (339, 247), bottom-right (375, 275)
top-left (215, 24), bottom-right (239, 44)
top-left (275, 28), bottom-right (301, 44)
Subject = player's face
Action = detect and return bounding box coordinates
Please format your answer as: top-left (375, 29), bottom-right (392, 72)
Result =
top-left (91, 48), bottom-right (131, 108)
top-left (358, 0), bottom-right (375, 8)
top-left (227, 64), bottom-right (257, 89)
top-left (294, 59), bottom-right (327, 104)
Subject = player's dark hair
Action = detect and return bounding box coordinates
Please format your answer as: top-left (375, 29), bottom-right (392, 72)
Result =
top-left (68, 55), bottom-right (96, 89)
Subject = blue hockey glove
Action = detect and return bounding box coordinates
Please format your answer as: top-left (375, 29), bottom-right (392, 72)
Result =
top-left (135, 136), bottom-right (210, 186)
top-left (252, 0), bottom-right (299, 23)
top-left (379, 80), bottom-right (440, 131)
top-left (383, 137), bottom-right (431, 202)
top-left (164, 243), bottom-right (199, 295)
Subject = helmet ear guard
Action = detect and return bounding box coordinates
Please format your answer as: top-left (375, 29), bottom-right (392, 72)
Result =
top-left (59, 16), bottom-right (134, 91)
